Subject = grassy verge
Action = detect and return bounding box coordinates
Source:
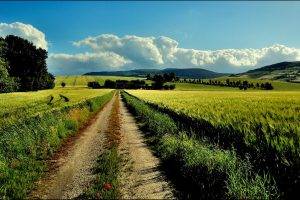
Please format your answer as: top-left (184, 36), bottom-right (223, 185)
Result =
top-left (121, 91), bottom-right (278, 199)
top-left (0, 91), bottom-right (114, 199)
top-left (81, 92), bottom-right (122, 199)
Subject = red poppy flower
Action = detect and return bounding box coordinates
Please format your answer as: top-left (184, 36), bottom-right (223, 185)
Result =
top-left (103, 182), bottom-right (113, 190)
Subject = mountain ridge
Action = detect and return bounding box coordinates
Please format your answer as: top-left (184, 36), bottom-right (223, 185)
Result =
top-left (84, 68), bottom-right (225, 79)
top-left (239, 61), bottom-right (300, 82)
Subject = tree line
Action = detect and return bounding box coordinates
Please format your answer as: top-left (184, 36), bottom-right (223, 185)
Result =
top-left (179, 78), bottom-right (274, 90)
top-left (0, 35), bottom-right (54, 93)
top-left (83, 78), bottom-right (175, 90)
top-left (61, 73), bottom-right (178, 90)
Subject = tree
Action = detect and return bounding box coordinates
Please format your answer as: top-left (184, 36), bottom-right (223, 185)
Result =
top-left (169, 84), bottom-right (176, 90)
top-left (61, 82), bottom-right (66, 88)
top-left (146, 74), bottom-right (151, 80)
top-left (151, 80), bottom-right (164, 89)
top-left (242, 80), bottom-right (249, 89)
top-left (2, 35), bottom-right (54, 91)
top-left (104, 79), bottom-right (116, 88)
top-left (0, 58), bottom-right (18, 93)
top-left (87, 81), bottom-right (101, 89)
top-left (264, 82), bottom-right (274, 90)
top-left (226, 79), bottom-right (230, 86)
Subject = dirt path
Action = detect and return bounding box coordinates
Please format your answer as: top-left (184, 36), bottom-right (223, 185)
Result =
top-left (30, 93), bottom-right (174, 199)
top-left (30, 95), bottom-right (116, 199)
top-left (119, 96), bottom-right (174, 199)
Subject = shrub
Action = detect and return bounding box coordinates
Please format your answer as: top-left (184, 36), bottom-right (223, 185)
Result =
top-left (169, 84), bottom-right (175, 90)
top-left (104, 80), bottom-right (116, 88)
top-left (88, 81), bottom-right (101, 89)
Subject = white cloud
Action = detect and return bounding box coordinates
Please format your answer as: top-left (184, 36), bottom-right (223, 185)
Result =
top-left (1, 22), bottom-right (299, 74)
top-left (0, 22), bottom-right (47, 50)
top-left (48, 52), bottom-right (131, 75)
top-left (74, 34), bottom-right (164, 66)
top-left (69, 34), bottom-right (300, 74)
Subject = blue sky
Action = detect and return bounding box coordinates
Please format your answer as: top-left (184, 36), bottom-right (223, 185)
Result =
top-left (1, 1), bottom-right (300, 74)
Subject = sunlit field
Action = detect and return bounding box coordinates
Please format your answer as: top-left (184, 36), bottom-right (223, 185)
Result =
top-left (0, 88), bottom-right (112, 126)
top-left (128, 90), bottom-right (300, 155)
top-left (127, 89), bottom-right (300, 197)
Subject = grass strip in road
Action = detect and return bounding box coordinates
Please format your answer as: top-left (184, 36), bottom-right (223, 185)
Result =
top-left (80, 92), bottom-right (122, 199)
top-left (121, 91), bottom-right (278, 199)
top-left (81, 148), bottom-right (121, 199)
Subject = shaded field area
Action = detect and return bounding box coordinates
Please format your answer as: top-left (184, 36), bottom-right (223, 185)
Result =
top-left (125, 90), bottom-right (300, 198)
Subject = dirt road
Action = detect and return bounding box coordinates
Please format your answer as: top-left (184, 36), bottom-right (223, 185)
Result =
top-left (30, 95), bottom-right (116, 199)
top-left (30, 93), bottom-right (174, 199)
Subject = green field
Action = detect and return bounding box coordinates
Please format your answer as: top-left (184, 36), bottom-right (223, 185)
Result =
top-left (126, 89), bottom-right (300, 198)
top-left (128, 90), bottom-right (300, 159)
top-left (122, 91), bottom-right (279, 199)
top-left (211, 76), bottom-right (300, 90)
top-left (0, 88), bottom-right (112, 126)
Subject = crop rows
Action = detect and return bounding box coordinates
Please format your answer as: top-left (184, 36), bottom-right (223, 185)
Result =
top-left (121, 91), bottom-right (278, 199)
top-left (126, 90), bottom-right (300, 198)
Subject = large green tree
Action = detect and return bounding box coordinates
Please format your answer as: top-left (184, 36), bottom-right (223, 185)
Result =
top-left (1, 35), bottom-right (54, 91)
top-left (0, 58), bottom-right (19, 93)
top-left (0, 40), bottom-right (18, 93)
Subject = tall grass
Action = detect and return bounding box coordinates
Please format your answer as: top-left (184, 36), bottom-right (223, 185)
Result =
top-left (121, 91), bottom-right (278, 199)
top-left (0, 91), bottom-right (114, 198)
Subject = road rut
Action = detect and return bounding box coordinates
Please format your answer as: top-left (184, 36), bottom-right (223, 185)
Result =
top-left (30, 95), bottom-right (116, 199)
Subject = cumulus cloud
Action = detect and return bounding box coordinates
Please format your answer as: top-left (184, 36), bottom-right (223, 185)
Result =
top-left (48, 52), bottom-right (131, 75)
top-left (0, 22), bottom-right (47, 50)
top-left (67, 34), bottom-right (300, 74)
top-left (0, 22), bottom-right (299, 74)
top-left (74, 34), bottom-right (164, 66)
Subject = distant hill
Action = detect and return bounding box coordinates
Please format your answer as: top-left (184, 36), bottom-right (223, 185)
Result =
top-left (84, 68), bottom-right (224, 79)
top-left (238, 61), bottom-right (300, 82)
